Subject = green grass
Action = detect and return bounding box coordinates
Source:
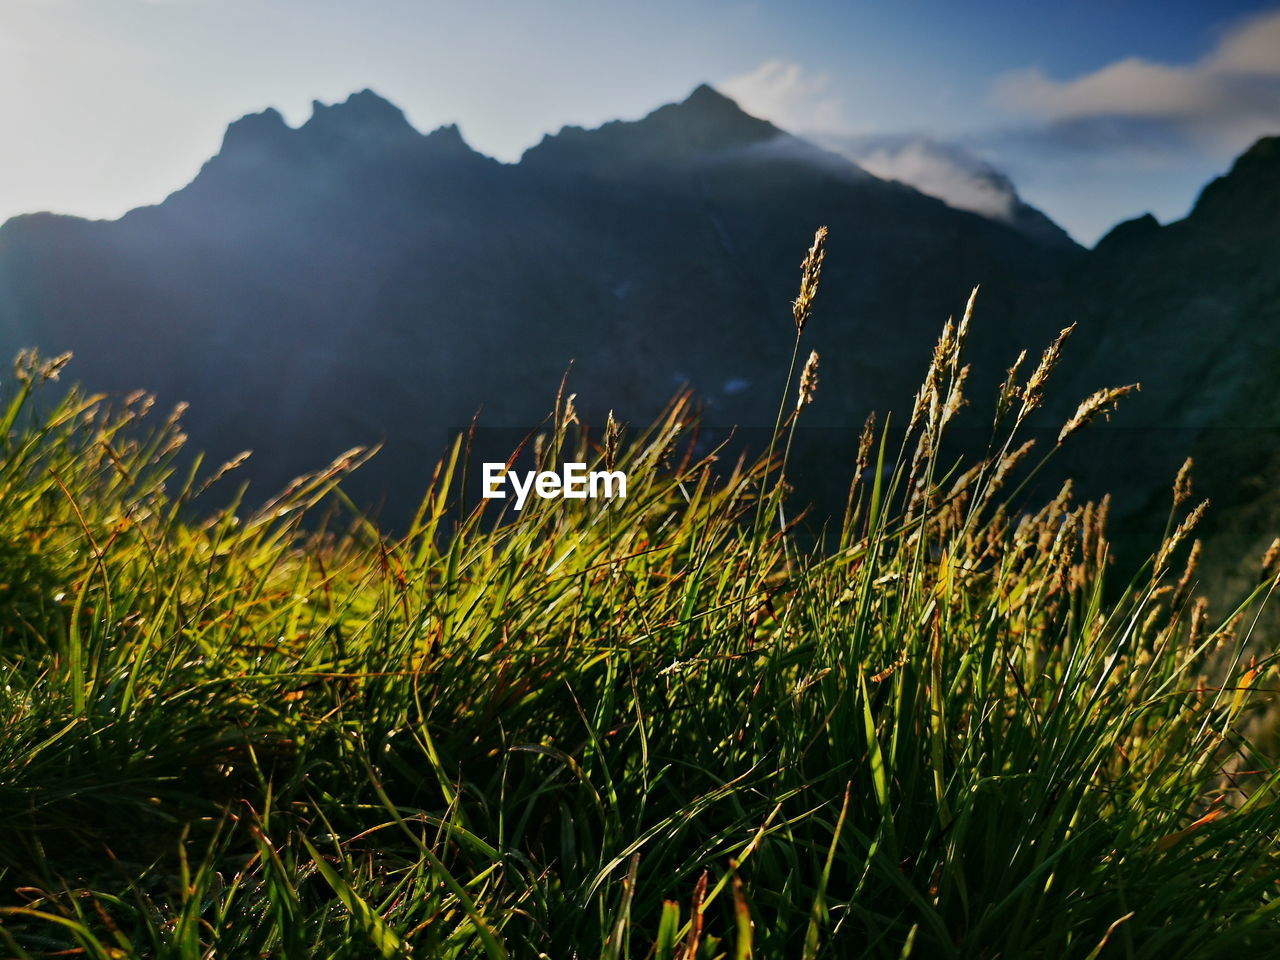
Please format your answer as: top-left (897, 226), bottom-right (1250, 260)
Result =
top-left (1, 238), bottom-right (1278, 958)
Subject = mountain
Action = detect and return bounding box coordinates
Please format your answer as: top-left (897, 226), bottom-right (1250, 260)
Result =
top-left (0, 86), bottom-right (1076, 519)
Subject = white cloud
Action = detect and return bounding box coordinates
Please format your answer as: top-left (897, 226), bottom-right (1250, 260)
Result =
top-left (1206, 9), bottom-right (1280, 74)
top-left (992, 10), bottom-right (1280, 154)
top-left (720, 60), bottom-right (844, 133)
top-left (829, 136), bottom-right (1019, 222)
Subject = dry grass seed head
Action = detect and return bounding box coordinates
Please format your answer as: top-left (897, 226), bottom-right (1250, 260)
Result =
top-left (910, 320), bottom-right (956, 435)
top-left (941, 364), bottom-right (971, 429)
top-left (856, 412), bottom-right (877, 476)
top-left (1094, 495), bottom-right (1112, 567)
top-left (1080, 501), bottom-right (1097, 563)
top-left (995, 349), bottom-right (1028, 426)
top-left (1174, 458), bottom-right (1194, 507)
top-left (797, 350), bottom-right (820, 410)
top-left (1157, 498), bottom-right (1209, 574)
top-left (562, 393), bottom-right (580, 430)
top-left (1058, 383), bottom-right (1140, 444)
top-left (1020, 324), bottom-right (1075, 419)
top-left (604, 411), bottom-right (621, 473)
top-left (990, 438), bottom-right (1037, 498)
top-left (957, 285), bottom-right (979, 355)
top-left (1262, 536), bottom-right (1280, 582)
top-left (40, 351), bottom-right (73, 382)
top-left (1189, 596), bottom-right (1211, 647)
top-left (165, 401), bottom-right (187, 428)
top-left (792, 226), bottom-right (828, 333)
top-left (1173, 539), bottom-right (1203, 609)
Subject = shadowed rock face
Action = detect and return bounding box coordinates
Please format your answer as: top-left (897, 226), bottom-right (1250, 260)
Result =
top-left (0, 85), bottom-right (1077, 519)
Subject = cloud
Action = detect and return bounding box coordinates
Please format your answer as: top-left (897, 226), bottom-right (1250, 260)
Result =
top-left (816, 134), bottom-right (1077, 247)
top-left (720, 60), bottom-right (844, 133)
top-left (825, 134), bottom-right (1019, 221)
top-left (991, 10), bottom-right (1280, 157)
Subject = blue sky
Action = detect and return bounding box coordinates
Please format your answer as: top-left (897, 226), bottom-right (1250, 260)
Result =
top-left (3, 0), bottom-right (1278, 243)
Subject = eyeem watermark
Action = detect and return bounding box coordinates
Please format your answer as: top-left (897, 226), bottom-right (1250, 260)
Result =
top-left (483, 462), bottom-right (626, 510)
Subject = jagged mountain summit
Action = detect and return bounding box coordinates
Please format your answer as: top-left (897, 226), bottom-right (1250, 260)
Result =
top-left (522, 83), bottom-right (790, 172)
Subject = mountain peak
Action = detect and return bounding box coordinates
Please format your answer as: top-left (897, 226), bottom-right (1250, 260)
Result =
top-left (1227, 135), bottom-right (1280, 182)
top-left (641, 83), bottom-right (780, 150)
top-left (214, 90), bottom-right (426, 165)
top-left (682, 82), bottom-right (741, 111)
top-left (520, 83), bottom-right (781, 175)
top-left (1093, 212), bottom-right (1161, 253)
top-left (1186, 134), bottom-right (1280, 226)
top-left (219, 106), bottom-right (292, 155)
top-left (420, 122), bottom-right (483, 159)
top-left (301, 89), bottom-right (421, 142)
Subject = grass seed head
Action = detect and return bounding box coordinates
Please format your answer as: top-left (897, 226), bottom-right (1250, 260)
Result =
top-left (792, 226), bottom-right (828, 333)
top-left (796, 350), bottom-right (820, 410)
top-left (1058, 383), bottom-right (1140, 444)
top-left (1094, 494), bottom-right (1112, 567)
top-left (164, 400), bottom-right (187, 427)
top-left (1020, 324), bottom-right (1075, 419)
top-left (1262, 537), bottom-right (1280, 582)
top-left (957, 285), bottom-right (979, 353)
top-left (1189, 596), bottom-right (1211, 646)
top-left (40, 351), bottom-right (73, 382)
top-left (856, 412), bottom-right (876, 475)
top-left (940, 363), bottom-right (971, 428)
top-left (995, 349), bottom-right (1027, 426)
top-left (1173, 538), bottom-right (1203, 608)
top-left (989, 438), bottom-right (1037, 498)
top-left (910, 320), bottom-right (956, 434)
top-left (561, 392), bottom-right (580, 432)
top-left (1157, 498), bottom-right (1209, 573)
top-left (604, 410), bottom-right (621, 472)
top-left (1174, 457), bottom-right (1194, 507)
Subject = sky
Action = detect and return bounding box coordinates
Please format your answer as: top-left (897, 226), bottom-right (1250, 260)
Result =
top-left (2, 0), bottom-right (1279, 244)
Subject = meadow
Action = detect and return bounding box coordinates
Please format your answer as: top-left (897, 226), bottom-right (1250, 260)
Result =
top-left (1, 231), bottom-right (1278, 958)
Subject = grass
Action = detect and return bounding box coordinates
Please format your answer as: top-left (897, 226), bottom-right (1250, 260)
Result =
top-left (1, 233), bottom-right (1279, 958)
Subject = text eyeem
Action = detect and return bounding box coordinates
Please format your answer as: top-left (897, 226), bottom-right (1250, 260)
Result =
top-left (483, 462), bottom-right (627, 511)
